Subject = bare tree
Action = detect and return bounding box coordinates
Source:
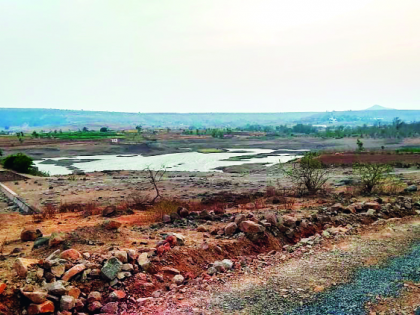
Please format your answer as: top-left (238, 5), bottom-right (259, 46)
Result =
top-left (145, 166), bottom-right (167, 204)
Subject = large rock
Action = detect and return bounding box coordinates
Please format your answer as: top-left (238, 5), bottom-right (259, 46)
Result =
top-left (21, 229), bottom-right (43, 242)
top-left (103, 220), bottom-right (122, 230)
top-left (21, 290), bottom-right (48, 304)
top-left (101, 302), bottom-right (119, 314)
top-left (102, 205), bottom-right (117, 217)
top-left (49, 232), bottom-right (65, 247)
top-left (234, 214), bottom-right (246, 225)
top-left (51, 264), bottom-right (66, 277)
top-left (60, 249), bottom-right (82, 261)
top-left (114, 251), bottom-right (128, 263)
top-left (265, 213), bottom-right (278, 227)
top-left (162, 215), bottom-right (171, 224)
top-left (177, 207), bottom-right (189, 218)
top-left (364, 202), bottom-right (381, 211)
top-left (224, 222), bottom-right (238, 236)
top-left (47, 281), bottom-right (66, 296)
top-left (172, 274), bottom-right (184, 285)
top-left (137, 253), bottom-right (156, 273)
top-left (331, 203), bottom-right (346, 212)
top-left (101, 257), bottom-right (122, 281)
top-left (405, 185), bottom-right (418, 192)
top-left (13, 258), bottom-right (39, 278)
top-left (62, 264), bottom-right (86, 282)
top-left (239, 221), bottom-right (264, 233)
top-left (60, 295), bottom-right (75, 311)
top-left (87, 291), bottom-right (102, 303)
top-left (282, 215), bottom-right (297, 227)
top-left (27, 300), bottom-right (54, 315)
top-left (33, 237), bottom-right (49, 249)
top-left (109, 290), bottom-right (126, 301)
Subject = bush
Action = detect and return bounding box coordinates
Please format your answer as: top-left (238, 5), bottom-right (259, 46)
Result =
top-left (2, 153), bottom-right (34, 173)
top-left (353, 163), bottom-right (393, 194)
top-left (279, 152), bottom-right (329, 194)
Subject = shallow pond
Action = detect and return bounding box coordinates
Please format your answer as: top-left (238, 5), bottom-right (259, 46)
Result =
top-left (34, 149), bottom-right (305, 175)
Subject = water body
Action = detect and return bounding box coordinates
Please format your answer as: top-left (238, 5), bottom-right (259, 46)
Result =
top-left (34, 149), bottom-right (304, 176)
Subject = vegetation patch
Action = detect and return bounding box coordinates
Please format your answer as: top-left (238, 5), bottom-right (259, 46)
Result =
top-left (197, 148), bottom-right (227, 153)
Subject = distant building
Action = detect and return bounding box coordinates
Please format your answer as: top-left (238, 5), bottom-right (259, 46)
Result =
top-left (111, 138), bottom-right (119, 143)
top-left (328, 117), bottom-right (337, 123)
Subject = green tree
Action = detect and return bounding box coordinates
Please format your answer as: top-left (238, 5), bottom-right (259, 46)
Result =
top-left (100, 127), bottom-right (109, 132)
top-left (279, 152), bottom-right (329, 194)
top-left (356, 139), bottom-right (364, 152)
top-left (3, 153), bottom-right (34, 173)
top-left (354, 163), bottom-right (393, 194)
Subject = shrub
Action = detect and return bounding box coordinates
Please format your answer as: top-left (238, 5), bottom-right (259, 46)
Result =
top-left (353, 163), bottom-right (393, 194)
top-left (2, 153), bottom-right (34, 173)
top-left (279, 152), bottom-right (330, 195)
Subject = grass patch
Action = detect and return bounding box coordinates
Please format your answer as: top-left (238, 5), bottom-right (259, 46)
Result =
top-left (396, 147), bottom-right (420, 153)
top-left (197, 148), bottom-right (226, 153)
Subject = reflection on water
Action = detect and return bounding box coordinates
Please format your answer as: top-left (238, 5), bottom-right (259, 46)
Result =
top-left (34, 149), bottom-right (305, 175)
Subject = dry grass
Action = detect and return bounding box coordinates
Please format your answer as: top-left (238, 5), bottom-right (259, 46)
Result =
top-left (33, 203), bottom-right (57, 222)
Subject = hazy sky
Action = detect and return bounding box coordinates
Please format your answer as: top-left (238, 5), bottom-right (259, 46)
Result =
top-left (0, 1), bottom-right (419, 113)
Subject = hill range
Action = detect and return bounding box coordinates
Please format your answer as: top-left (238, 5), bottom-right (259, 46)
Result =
top-left (1, 107), bottom-right (419, 130)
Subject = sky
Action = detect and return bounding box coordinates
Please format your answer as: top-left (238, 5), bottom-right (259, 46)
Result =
top-left (0, 1), bottom-right (419, 113)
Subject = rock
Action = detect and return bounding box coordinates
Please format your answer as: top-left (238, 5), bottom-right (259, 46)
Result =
top-left (22, 291), bottom-right (48, 304)
top-left (161, 267), bottom-right (180, 274)
top-left (101, 302), bottom-right (119, 314)
top-left (234, 214), bottom-right (246, 225)
top-left (137, 253), bottom-right (156, 273)
top-left (102, 205), bottom-right (117, 217)
top-left (162, 215), bottom-right (171, 223)
top-left (47, 281), bottom-right (67, 296)
top-left (87, 301), bottom-right (102, 312)
top-left (51, 264), bottom-right (66, 277)
top-left (87, 291), bottom-right (102, 303)
top-left (366, 209), bottom-right (376, 216)
top-left (178, 207), bottom-right (189, 218)
top-left (13, 258), bottom-right (39, 278)
top-left (364, 202), bottom-right (381, 211)
top-left (172, 274), bottom-right (184, 285)
top-left (314, 285), bottom-right (325, 292)
top-left (27, 300), bottom-right (55, 315)
top-left (101, 257), bottom-right (122, 281)
top-left (172, 233), bottom-right (185, 246)
top-left (121, 263), bottom-right (134, 271)
top-left (197, 225), bottom-right (208, 232)
top-left (60, 249), bottom-right (82, 261)
top-left (21, 229), bottom-right (43, 242)
top-left (49, 232), bottom-right (65, 247)
top-left (265, 213), bottom-right (278, 226)
top-left (224, 222), bottom-right (238, 236)
top-left (103, 220), bottom-right (121, 230)
top-left (109, 290), bottom-right (126, 301)
top-left (322, 230), bottom-right (331, 238)
top-left (221, 259), bottom-right (234, 270)
top-left (405, 185), bottom-right (418, 192)
top-left (60, 295), bottom-right (75, 311)
top-left (213, 261), bottom-right (226, 273)
top-left (199, 210), bottom-right (212, 220)
top-left (207, 266), bottom-right (217, 275)
top-left (331, 203), bottom-right (345, 211)
top-left (66, 286), bottom-right (81, 299)
top-left (282, 215), bottom-right (297, 227)
top-left (114, 250), bottom-right (128, 263)
top-left (239, 221), bottom-right (264, 233)
top-left (74, 299), bottom-right (84, 311)
top-left (62, 264), bottom-right (86, 282)
top-left (33, 237), bottom-right (50, 249)
top-left (170, 212), bottom-right (181, 221)
top-left (0, 283), bottom-right (6, 295)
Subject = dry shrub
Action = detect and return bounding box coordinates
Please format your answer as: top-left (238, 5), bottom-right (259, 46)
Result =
top-left (183, 200), bottom-right (206, 212)
top-left (150, 199), bottom-right (182, 222)
top-left (0, 237), bottom-right (6, 255)
top-left (209, 202), bottom-right (228, 214)
top-left (127, 194), bottom-right (151, 210)
top-left (59, 202), bottom-right (83, 213)
top-left (81, 202), bottom-right (101, 217)
top-left (374, 177), bottom-right (406, 196)
top-left (33, 203), bottom-right (57, 222)
top-left (266, 186), bottom-right (277, 197)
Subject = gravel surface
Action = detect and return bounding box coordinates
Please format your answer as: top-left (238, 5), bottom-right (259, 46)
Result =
top-left (208, 220), bottom-right (420, 315)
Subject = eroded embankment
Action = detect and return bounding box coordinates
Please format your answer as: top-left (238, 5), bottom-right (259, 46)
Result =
top-left (206, 218), bottom-right (420, 315)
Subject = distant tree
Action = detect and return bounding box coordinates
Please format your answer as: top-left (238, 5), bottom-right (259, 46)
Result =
top-left (82, 127), bottom-right (89, 132)
top-left (0, 149), bottom-right (3, 156)
top-left (136, 125), bottom-right (142, 133)
top-left (32, 131), bottom-right (39, 138)
top-left (100, 127), bottom-right (109, 132)
top-left (356, 139), bottom-right (364, 152)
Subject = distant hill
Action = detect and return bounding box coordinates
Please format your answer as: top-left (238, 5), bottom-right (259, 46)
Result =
top-left (0, 108), bottom-right (419, 131)
top-left (365, 105), bottom-right (393, 111)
